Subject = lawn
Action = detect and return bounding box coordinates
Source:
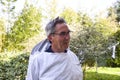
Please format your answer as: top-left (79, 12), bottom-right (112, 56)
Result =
top-left (84, 67), bottom-right (120, 80)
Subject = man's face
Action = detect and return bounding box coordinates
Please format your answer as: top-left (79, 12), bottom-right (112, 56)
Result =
top-left (50, 23), bottom-right (70, 52)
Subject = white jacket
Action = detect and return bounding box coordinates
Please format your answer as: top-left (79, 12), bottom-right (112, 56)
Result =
top-left (26, 49), bottom-right (83, 80)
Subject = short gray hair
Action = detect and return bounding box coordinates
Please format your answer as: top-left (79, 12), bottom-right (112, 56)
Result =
top-left (45, 17), bottom-right (66, 36)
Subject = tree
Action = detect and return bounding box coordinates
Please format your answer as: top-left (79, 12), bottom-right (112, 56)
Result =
top-left (113, 0), bottom-right (120, 23)
top-left (60, 8), bottom-right (79, 25)
top-left (60, 9), bottom-right (93, 34)
top-left (4, 5), bottom-right (42, 51)
top-left (0, 19), bottom-right (5, 52)
top-left (106, 0), bottom-right (120, 67)
top-left (107, 30), bottom-right (120, 67)
top-left (114, 30), bottom-right (120, 66)
top-left (0, 0), bottom-right (17, 31)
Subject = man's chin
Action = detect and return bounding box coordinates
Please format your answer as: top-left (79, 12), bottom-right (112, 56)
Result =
top-left (63, 45), bottom-right (69, 50)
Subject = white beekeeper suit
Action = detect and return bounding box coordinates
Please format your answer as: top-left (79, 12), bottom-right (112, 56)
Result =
top-left (26, 39), bottom-right (83, 80)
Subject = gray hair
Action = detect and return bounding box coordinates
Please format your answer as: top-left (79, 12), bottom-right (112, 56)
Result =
top-left (45, 17), bottom-right (66, 36)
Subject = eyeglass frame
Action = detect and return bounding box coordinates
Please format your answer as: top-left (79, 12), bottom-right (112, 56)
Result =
top-left (51, 30), bottom-right (71, 37)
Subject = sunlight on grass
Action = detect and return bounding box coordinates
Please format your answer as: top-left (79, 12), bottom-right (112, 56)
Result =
top-left (85, 67), bottom-right (120, 80)
top-left (98, 67), bottom-right (120, 76)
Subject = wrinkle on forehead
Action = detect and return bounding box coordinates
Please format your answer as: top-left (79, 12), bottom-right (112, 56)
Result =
top-left (55, 23), bottom-right (69, 32)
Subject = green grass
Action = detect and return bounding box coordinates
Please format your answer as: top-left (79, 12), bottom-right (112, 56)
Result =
top-left (84, 67), bottom-right (120, 80)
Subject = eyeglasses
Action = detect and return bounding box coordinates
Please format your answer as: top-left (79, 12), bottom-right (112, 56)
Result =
top-left (53, 30), bottom-right (71, 37)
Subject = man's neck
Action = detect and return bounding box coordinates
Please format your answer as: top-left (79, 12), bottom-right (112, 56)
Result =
top-left (46, 46), bottom-right (67, 53)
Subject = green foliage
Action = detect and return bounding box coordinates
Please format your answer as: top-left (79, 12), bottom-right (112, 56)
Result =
top-left (4, 5), bottom-right (42, 51)
top-left (113, 1), bottom-right (120, 23)
top-left (70, 26), bottom-right (107, 66)
top-left (11, 5), bottom-right (42, 41)
top-left (95, 17), bottom-right (118, 36)
top-left (107, 29), bottom-right (120, 67)
top-left (107, 7), bottom-right (117, 22)
top-left (0, 19), bottom-right (5, 52)
top-left (80, 14), bottom-right (93, 27)
top-left (0, 52), bottom-right (29, 80)
top-left (60, 8), bottom-right (79, 24)
top-left (115, 51), bottom-right (120, 66)
top-left (61, 9), bottom-right (93, 28)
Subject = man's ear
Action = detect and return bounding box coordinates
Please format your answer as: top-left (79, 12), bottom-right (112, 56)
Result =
top-left (48, 35), bottom-right (52, 42)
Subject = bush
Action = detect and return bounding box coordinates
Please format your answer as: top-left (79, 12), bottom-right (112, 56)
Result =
top-left (0, 52), bottom-right (29, 80)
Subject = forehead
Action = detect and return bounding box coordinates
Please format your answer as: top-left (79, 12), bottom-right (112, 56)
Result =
top-left (55, 23), bottom-right (69, 32)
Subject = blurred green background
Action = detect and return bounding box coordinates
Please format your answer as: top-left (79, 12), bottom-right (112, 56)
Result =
top-left (0, 0), bottom-right (120, 80)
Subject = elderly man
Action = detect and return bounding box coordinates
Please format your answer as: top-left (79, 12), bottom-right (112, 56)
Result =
top-left (26, 17), bottom-right (83, 80)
